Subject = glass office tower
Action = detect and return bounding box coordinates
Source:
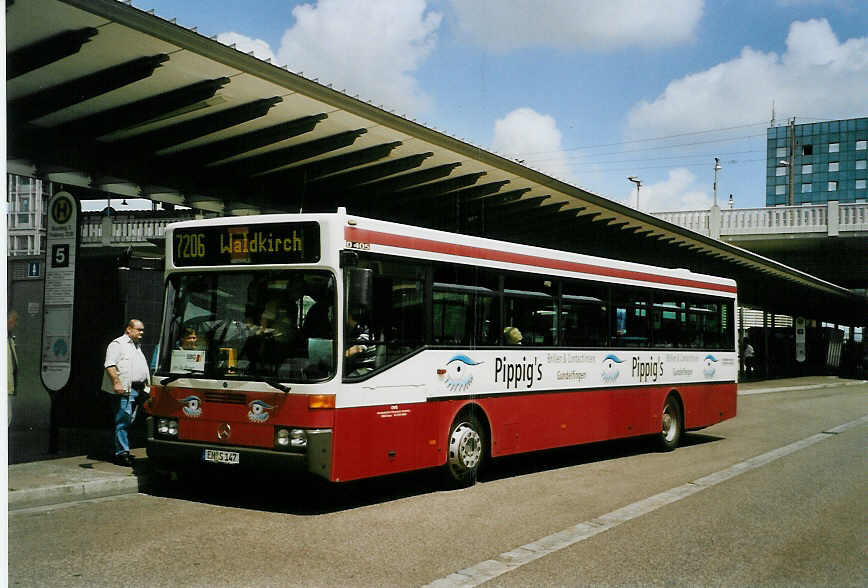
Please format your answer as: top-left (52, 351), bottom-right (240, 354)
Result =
top-left (766, 117), bottom-right (867, 206)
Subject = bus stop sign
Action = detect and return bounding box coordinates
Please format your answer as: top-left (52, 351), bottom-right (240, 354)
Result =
top-left (41, 191), bottom-right (79, 391)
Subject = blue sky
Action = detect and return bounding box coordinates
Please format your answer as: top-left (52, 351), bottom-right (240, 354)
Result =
top-left (121, 0), bottom-right (868, 212)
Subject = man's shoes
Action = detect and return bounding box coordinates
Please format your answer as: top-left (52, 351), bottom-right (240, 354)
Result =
top-left (113, 452), bottom-right (134, 467)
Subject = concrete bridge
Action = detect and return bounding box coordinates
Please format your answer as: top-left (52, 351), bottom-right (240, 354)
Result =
top-left (653, 202), bottom-right (868, 290)
top-left (79, 210), bottom-right (196, 249)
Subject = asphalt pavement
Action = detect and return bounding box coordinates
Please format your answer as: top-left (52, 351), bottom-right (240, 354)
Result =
top-left (7, 376), bottom-right (865, 511)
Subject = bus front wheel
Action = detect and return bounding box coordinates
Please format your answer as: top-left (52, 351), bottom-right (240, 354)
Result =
top-left (658, 394), bottom-right (682, 452)
top-left (444, 413), bottom-right (485, 487)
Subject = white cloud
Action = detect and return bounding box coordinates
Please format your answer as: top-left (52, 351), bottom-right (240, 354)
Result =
top-left (451, 0), bottom-right (703, 52)
top-left (216, 1), bottom-right (441, 117)
top-left (622, 168), bottom-right (712, 212)
top-left (217, 32), bottom-right (276, 63)
top-left (276, 0), bottom-right (442, 116)
top-left (627, 18), bottom-right (868, 136)
top-left (491, 108), bottom-right (574, 181)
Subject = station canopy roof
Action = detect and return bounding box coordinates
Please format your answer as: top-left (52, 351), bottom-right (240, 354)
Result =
top-left (7, 0), bottom-right (867, 323)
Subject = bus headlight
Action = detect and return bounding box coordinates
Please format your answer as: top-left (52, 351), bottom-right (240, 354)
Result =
top-left (275, 427), bottom-right (307, 451)
top-left (157, 418), bottom-right (179, 438)
top-left (290, 429), bottom-right (307, 449)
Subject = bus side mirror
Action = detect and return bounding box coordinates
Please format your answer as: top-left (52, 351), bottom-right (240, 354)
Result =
top-left (340, 251), bottom-right (359, 268)
top-left (346, 267), bottom-right (373, 309)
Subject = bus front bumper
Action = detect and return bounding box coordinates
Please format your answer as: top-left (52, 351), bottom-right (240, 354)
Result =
top-left (146, 426), bottom-right (333, 481)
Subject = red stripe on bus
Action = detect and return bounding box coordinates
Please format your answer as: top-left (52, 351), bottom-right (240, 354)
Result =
top-left (345, 227), bottom-right (737, 294)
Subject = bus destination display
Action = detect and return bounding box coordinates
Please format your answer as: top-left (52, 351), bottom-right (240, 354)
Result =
top-left (173, 222), bottom-right (320, 266)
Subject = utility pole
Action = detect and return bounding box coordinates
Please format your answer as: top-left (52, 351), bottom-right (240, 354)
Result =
top-left (788, 117), bottom-right (796, 206)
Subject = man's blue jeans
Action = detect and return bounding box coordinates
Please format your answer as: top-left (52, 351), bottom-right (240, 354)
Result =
top-left (113, 389), bottom-right (139, 456)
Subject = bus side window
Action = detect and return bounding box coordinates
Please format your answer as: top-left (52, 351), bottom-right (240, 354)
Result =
top-left (612, 287), bottom-right (650, 348)
top-left (433, 289), bottom-right (470, 345)
top-left (647, 293), bottom-right (732, 351)
top-left (476, 294), bottom-right (496, 345)
top-left (432, 263), bottom-right (499, 347)
top-left (503, 274), bottom-right (556, 347)
top-left (354, 254), bottom-right (425, 371)
top-left (652, 298), bottom-right (687, 348)
top-left (378, 278), bottom-right (424, 361)
top-left (687, 300), bottom-right (720, 350)
top-left (561, 279), bottom-right (608, 347)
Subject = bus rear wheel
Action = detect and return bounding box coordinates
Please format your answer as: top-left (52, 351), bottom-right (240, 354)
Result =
top-left (444, 413), bottom-right (485, 488)
top-left (658, 395), bottom-right (682, 452)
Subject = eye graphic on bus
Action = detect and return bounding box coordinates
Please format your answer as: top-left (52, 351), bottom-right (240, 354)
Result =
top-left (180, 395), bottom-right (202, 418)
top-left (441, 354), bottom-right (482, 392)
top-left (703, 354), bottom-right (718, 378)
top-left (248, 399), bottom-right (275, 423)
top-left (601, 354), bottom-right (624, 383)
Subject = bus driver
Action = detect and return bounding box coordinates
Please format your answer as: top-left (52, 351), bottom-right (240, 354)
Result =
top-left (345, 306), bottom-right (377, 376)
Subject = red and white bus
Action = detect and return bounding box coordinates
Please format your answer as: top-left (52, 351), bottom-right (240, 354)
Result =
top-left (147, 209), bottom-right (737, 486)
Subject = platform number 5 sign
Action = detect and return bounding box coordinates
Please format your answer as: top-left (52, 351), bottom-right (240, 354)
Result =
top-left (51, 244), bottom-right (70, 268)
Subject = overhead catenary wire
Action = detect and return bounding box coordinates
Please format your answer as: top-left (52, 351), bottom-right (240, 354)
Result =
top-left (575, 157), bottom-right (767, 174)
top-left (518, 121), bottom-right (770, 156)
top-left (533, 148), bottom-right (765, 168)
top-left (519, 112), bottom-right (845, 167)
top-left (523, 133), bottom-right (768, 166)
top-left (562, 148), bottom-right (763, 167)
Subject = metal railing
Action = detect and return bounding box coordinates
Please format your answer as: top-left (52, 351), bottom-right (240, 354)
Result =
top-left (79, 212), bottom-right (195, 245)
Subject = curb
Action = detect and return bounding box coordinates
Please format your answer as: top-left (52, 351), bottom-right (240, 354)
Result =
top-left (8, 475), bottom-right (143, 511)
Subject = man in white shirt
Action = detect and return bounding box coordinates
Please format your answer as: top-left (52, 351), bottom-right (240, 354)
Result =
top-left (101, 319), bottom-right (150, 466)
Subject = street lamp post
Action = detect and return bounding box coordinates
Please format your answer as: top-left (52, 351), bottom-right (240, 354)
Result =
top-left (627, 176), bottom-right (641, 210)
top-left (713, 157), bottom-right (722, 206)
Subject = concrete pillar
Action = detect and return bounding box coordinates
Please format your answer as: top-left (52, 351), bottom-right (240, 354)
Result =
top-left (710, 204), bottom-right (722, 240)
top-left (100, 211), bottom-right (113, 245)
top-left (827, 200), bottom-right (839, 236)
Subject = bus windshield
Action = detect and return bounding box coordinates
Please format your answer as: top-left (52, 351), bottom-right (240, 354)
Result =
top-left (157, 270), bottom-right (336, 382)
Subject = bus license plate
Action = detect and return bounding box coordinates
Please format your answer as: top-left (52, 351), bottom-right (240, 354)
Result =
top-left (203, 449), bottom-right (240, 465)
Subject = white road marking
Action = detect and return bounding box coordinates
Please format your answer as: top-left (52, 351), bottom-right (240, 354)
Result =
top-left (738, 380), bottom-right (867, 396)
top-left (424, 414), bottom-right (868, 588)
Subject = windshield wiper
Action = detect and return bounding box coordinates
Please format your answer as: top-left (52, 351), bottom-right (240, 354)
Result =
top-left (250, 377), bottom-right (291, 393)
top-left (220, 365), bottom-right (291, 393)
top-left (159, 371), bottom-right (202, 386)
